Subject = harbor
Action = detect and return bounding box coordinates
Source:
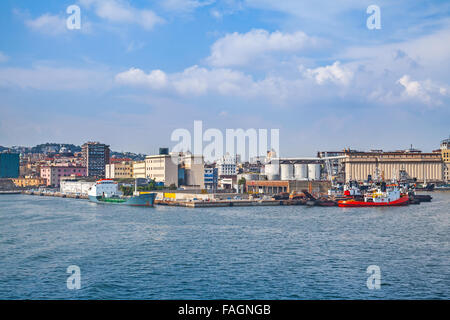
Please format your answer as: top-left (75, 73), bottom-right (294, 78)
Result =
top-left (2, 139), bottom-right (449, 211)
top-left (19, 177), bottom-right (437, 208)
top-left (1, 191), bottom-right (449, 299)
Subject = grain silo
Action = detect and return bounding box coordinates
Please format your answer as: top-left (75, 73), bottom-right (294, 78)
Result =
top-left (308, 163), bottom-right (321, 180)
top-left (280, 163), bottom-right (294, 180)
top-left (294, 164), bottom-right (308, 180)
top-left (265, 163), bottom-right (280, 180)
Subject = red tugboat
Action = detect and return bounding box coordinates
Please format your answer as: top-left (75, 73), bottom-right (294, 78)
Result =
top-left (338, 182), bottom-right (409, 207)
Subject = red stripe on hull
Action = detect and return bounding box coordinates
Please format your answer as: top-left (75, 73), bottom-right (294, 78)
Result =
top-left (338, 196), bottom-right (409, 207)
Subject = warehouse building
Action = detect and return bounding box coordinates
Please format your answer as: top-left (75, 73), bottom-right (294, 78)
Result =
top-left (342, 149), bottom-right (443, 183)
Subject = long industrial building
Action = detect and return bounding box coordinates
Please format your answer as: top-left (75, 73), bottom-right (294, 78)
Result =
top-left (342, 149), bottom-right (443, 183)
top-left (246, 180), bottom-right (331, 194)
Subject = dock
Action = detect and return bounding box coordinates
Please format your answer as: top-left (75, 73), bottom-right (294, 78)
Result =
top-left (155, 199), bottom-right (305, 208)
top-left (19, 190), bottom-right (306, 207)
top-left (22, 190), bottom-right (88, 199)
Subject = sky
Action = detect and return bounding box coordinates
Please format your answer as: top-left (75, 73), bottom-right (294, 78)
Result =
top-left (0, 0), bottom-right (449, 156)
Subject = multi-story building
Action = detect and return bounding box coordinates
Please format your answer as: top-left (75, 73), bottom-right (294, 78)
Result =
top-left (81, 142), bottom-right (110, 177)
top-left (144, 154), bottom-right (178, 186)
top-left (204, 166), bottom-right (218, 190)
top-left (342, 149), bottom-right (443, 183)
top-left (132, 160), bottom-right (146, 179)
top-left (216, 154), bottom-right (238, 177)
top-left (105, 161), bottom-right (133, 179)
top-left (40, 165), bottom-right (87, 187)
top-left (441, 138), bottom-right (450, 182)
top-left (0, 152), bottom-right (19, 178)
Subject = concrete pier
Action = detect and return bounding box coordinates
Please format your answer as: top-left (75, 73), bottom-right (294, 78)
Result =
top-left (22, 190), bottom-right (88, 199)
top-left (21, 190), bottom-right (305, 207)
top-left (155, 199), bottom-right (305, 208)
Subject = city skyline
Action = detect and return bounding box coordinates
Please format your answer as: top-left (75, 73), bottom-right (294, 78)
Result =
top-left (1, 1), bottom-right (449, 156)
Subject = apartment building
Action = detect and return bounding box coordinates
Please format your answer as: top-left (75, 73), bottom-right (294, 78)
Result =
top-left (81, 142), bottom-right (110, 177)
top-left (105, 161), bottom-right (133, 179)
top-left (132, 160), bottom-right (146, 179)
top-left (40, 165), bottom-right (87, 187)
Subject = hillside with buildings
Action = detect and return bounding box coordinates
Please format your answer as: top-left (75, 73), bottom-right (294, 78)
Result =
top-left (1, 137), bottom-right (449, 196)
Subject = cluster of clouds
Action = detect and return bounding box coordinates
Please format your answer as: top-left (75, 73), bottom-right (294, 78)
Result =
top-left (112, 26), bottom-right (449, 107)
top-left (397, 75), bottom-right (448, 105)
top-left (5, 1), bottom-right (450, 108)
top-left (23, 12), bottom-right (70, 36)
top-left (79, 0), bottom-right (164, 30)
top-left (303, 61), bottom-right (353, 86)
top-left (19, 0), bottom-right (165, 35)
top-left (207, 29), bottom-right (318, 67)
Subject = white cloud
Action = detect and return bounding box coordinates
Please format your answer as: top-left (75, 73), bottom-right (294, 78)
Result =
top-left (0, 52), bottom-right (9, 63)
top-left (79, 0), bottom-right (164, 30)
top-left (24, 14), bottom-right (67, 36)
top-left (397, 75), bottom-right (448, 105)
top-left (207, 29), bottom-right (317, 67)
top-left (115, 65), bottom-right (254, 96)
top-left (304, 61), bottom-right (353, 86)
top-left (397, 75), bottom-right (425, 98)
top-left (174, 65), bottom-right (256, 95)
top-left (115, 68), bottom-right (168, 89)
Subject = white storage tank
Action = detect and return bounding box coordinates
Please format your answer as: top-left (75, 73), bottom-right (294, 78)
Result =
top-left (294, 164), bottom-right (308, 180)
top-left (308, 163), bottom-right (321, 180)
top-left (265, 163), bottom-right (280, 180)
top-left (280, 164), bottom-right (294, 180)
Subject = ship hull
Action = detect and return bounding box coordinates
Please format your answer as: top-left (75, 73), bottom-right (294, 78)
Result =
top-left (88, 193), bottom-right (156, 207)
top-left (338, 196), bottom-right (409, 207)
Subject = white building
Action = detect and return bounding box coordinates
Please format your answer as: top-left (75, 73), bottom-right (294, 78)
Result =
top-left (132, 161), bottom-right (146, 179)
top-left (145, 154), bottom-right (178, 186)
top-left (60, 178), bottom-right (95, 196)
top-left (216, 154), bottom-right (238, 177)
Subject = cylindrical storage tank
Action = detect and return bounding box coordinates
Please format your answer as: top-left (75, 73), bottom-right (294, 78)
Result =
top-left (264, 163), bottom-right (280, 180)
top-left (294, 164), bottom-right (308, 180)
top-left (280, 164), bottom-right (294, 180)
top-left (308, 164), bottom-right (321, 180)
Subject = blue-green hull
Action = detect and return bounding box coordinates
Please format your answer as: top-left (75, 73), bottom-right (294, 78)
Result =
top-left (88, 193), bottom-right (156, 206)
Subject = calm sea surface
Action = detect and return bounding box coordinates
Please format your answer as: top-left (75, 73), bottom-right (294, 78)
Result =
top-left (0, 193), bottom-right (449, 299)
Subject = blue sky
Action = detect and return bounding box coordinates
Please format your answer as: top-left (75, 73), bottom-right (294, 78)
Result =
top-left (0, 0), bottom-right (449, 156)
